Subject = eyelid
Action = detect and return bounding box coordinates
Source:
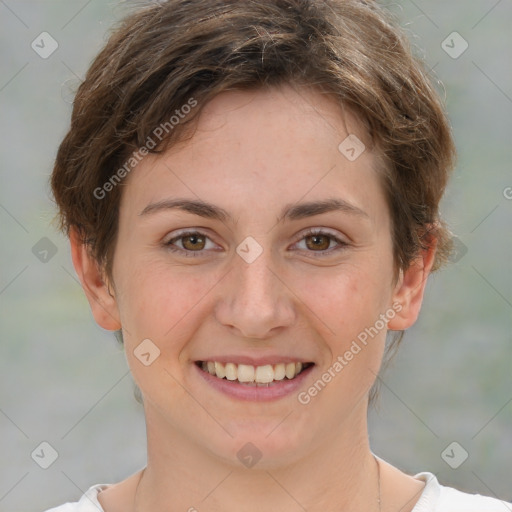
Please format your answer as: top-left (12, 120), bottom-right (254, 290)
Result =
top-left (290, 227), bottom-right (349, 255)
top-left (164, 229), bottom-right (221, 256)
top-left (295, 227), bottom-right (347, 243)
top-left (164, 227), bottom-right (349, 257)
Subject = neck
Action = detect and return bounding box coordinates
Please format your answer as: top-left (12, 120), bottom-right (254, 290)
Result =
top-left (134, 402), bottom-right (380, 512)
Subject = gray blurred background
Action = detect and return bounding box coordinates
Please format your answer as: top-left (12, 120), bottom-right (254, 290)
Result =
top-left (0, 1), bottom-right (511, 511)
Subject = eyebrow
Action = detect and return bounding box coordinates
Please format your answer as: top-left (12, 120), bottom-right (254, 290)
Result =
top-left (139, 197), bottom-right (369, 223)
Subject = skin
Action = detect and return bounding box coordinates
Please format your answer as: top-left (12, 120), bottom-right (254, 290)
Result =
top-left (71, 84), bottom-right (435, 512)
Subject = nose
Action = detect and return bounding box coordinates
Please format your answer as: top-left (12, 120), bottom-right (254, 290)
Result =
top-left (214, 247), bottom-right (296, 339)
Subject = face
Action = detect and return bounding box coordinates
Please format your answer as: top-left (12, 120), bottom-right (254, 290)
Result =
top-left (75, 84), bottom-right (431, 468)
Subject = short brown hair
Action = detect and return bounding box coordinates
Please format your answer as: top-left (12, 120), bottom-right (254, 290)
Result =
top-left (51, 0), bottom-right (456, 368)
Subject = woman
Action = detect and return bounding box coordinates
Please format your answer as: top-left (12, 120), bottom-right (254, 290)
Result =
top-left (46, 0), bottom-right (511, 510)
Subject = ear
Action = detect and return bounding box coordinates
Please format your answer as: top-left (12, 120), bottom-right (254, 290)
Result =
top-left (387, 235), bottom-right (437, 331)
top-left (69, 227), bottom-right (121, 331)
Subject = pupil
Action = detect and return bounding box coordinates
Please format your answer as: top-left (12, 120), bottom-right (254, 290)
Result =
top-left (307, 234), bottom-right (329, 250)
top-left (184, 234), bottom-right (204, 250)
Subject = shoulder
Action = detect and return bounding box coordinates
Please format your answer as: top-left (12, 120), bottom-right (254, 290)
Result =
top-left (42, 483), bottom-right (110, 512)
top-left (438, 485), bottom-right (512, 512)
top-left (412, 472), bottom-right (512, 512)
top-left (43, 468), bottom-right (144, 511)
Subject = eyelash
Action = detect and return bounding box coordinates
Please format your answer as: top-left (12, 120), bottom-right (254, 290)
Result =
top-left (164, 228), bottom-right (348, 258)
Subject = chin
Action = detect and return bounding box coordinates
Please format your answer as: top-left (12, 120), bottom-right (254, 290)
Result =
top-left (206, 420), bottom-right (310, 470)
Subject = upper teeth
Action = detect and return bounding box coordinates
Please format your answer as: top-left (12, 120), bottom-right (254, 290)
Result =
top-left (201, 361), bottom-right (305, 383)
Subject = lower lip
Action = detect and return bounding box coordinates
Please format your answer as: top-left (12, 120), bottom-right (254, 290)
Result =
top-left (194, 363), bottom-right (315, 402)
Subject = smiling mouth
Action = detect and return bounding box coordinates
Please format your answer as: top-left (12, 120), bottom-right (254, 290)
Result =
top-left (195, 361), bottom-right (314, 386)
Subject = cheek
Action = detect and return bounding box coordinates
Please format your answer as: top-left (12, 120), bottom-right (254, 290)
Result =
top-left (292, 268), bottom-right (389, 417)
top-left (295, 263), bottom-right (391, 338)
top-left (293, 263), bottom-right (391, 399)
top-left (115, 258), bottom-right (219, 345)
top-left (115, 260), bottom-right (216, 404)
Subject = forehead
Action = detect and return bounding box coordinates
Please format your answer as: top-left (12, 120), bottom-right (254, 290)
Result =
top-left (186, 84), bottom-right (372, 157)
top-left (119, 84), bottom-right (385, 225)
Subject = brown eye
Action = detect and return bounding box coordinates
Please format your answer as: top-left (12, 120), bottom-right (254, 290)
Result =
top-left (294, 229), bottom-right (348, 257)
top-left (165, 231), bottom-right (215, 256)
top-left (181, 233), bottom-right (206, 251)
top-left (304, 233), bottom-right (332, 251)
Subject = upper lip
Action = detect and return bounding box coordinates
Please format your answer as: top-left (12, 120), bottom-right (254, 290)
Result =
top-left (195, 355), bottom-right (315, 366)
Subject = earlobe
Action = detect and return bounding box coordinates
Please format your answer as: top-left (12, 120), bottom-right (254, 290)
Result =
top-left (69, 227), bottom-right (121, 331)
top-left (387, 237), bottom-right (437, 331)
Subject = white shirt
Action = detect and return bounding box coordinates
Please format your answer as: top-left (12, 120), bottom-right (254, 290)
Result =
top-left (44, 472), bottom-right (512, 512)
